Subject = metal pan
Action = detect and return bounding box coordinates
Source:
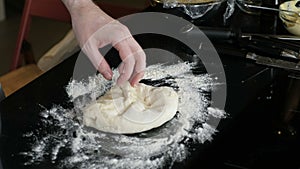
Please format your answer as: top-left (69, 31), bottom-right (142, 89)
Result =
top-left (0, 84), bottom-right (5, 136)
top-left (150, 0), bottom-right (227, 19)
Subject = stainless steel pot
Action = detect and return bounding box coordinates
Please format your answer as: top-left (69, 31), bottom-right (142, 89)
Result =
top-left (150, 0), bottom-right (227, 19)
top-left (153, 0), bottom-right (223, 5)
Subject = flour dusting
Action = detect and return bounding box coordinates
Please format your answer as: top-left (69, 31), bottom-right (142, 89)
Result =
top-left (20, 62), bottom-right (226, 168)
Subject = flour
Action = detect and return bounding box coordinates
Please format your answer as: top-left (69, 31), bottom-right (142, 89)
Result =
top-left (20, 61), bottom-right (226, 169)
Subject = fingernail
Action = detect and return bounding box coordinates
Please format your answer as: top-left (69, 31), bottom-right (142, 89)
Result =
top-left (104, 71), bottom-right (112, 80)
top-left (130, 80), bottom-right (137, 87)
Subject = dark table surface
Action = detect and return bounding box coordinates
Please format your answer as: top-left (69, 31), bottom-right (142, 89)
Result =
top-left (1, 3), bottom-right (300, 169)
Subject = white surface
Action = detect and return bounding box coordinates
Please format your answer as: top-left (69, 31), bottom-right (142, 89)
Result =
top-left (83, 82), bottom-right (179, 134)
top-left (0, 0), bottom-right (5, 21)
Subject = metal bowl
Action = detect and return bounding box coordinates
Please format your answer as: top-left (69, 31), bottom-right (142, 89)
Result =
top-left (279, 1), bottom-right (300, 36)
top-left (153, 0), bottom-right (223, 5)
top-left (150, 0), bottom-right (226, 19)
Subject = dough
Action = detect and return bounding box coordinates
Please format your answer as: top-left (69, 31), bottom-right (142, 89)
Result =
top-left (83, 82), bottom-right (179, 134)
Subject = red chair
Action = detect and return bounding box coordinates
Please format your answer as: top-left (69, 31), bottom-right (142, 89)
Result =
top-left (11, 0), bottom-right (71, 70)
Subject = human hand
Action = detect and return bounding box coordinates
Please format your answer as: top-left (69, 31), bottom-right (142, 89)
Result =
top-left (62, 0), bottom-right (146, 86)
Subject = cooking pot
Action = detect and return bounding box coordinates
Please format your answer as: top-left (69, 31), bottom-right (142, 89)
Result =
top-left (150, 0), bottom-right (227, 19)
top-left (153, 0), bottom-right (223, 5)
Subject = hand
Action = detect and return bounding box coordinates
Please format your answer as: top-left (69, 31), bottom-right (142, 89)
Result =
top-left (62, 0), bottom-right (146, 86)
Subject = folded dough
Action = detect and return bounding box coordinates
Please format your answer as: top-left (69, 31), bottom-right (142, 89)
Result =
top-left (83, 82), bottom-right (178, 134)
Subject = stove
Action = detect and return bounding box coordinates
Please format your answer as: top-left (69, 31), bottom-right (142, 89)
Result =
top-left (0, 3), bottom-right (299, 169)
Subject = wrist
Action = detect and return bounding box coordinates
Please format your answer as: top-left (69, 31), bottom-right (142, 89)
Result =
top-left (62, 0), bottom-right (98, 15)
top-left (62, 0), bottom-right (93, 7)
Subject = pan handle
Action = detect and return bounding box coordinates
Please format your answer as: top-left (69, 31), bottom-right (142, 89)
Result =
top-left (0, 83), bottom-right (5, 137)
top-left (0, 83), bottom-right (5, 102)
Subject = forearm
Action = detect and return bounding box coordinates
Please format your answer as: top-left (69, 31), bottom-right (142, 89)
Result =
top-left (61, 0), bottom-right (94, 10)
top-left (61, 0), bottom-right (107, 18)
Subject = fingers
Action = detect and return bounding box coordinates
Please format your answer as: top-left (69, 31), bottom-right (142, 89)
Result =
top-left (82, 41), bottom-right (113, 80)
top-left (130, 71), bottom-right (145, 87)
top-left (129, 50), bottom-right (146, 86)
top-left (77, 18), bottom-right (145, 85)
top-left (116, 52), bottom-right (136, 85)
top-left (98, 59), bottom-right (113, 80)
top-left (114, 37), bottom-right (146, 86)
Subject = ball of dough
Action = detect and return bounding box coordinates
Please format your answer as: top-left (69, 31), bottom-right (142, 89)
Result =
top-left (82, 82), bottom-right (179, 134)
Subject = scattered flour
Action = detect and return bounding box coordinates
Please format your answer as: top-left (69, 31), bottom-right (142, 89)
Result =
top-left (20, 62), bottom-right (226, 169)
